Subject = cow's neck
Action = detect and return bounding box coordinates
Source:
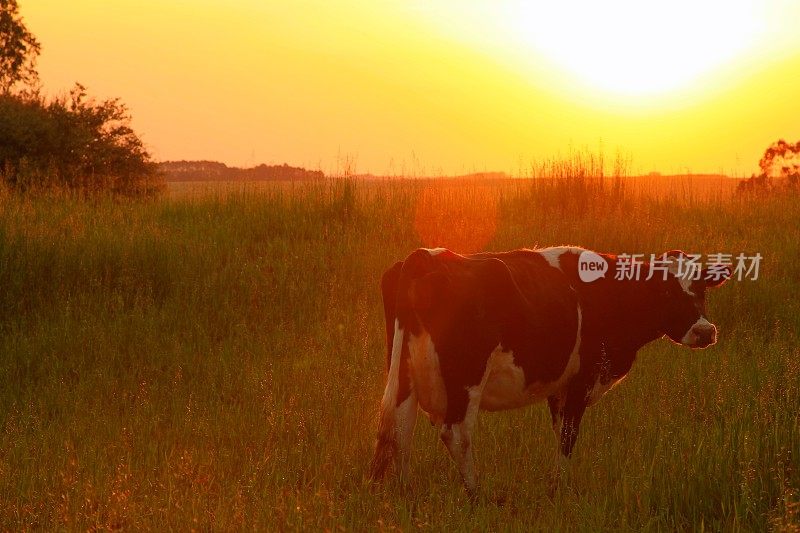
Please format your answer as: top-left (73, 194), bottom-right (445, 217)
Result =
top-left (601, 277), bottom-right (664, 355)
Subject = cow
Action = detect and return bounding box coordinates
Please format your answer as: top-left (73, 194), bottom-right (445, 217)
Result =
top-left (368, 246), bottom-right (730, 497)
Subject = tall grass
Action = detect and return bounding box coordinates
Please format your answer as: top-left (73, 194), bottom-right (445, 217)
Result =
top-left (0, 173), bottom-right (797, 530)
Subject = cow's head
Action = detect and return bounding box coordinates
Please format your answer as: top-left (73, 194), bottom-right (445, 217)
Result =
top-left (657, 250), bottom-right (730, 349)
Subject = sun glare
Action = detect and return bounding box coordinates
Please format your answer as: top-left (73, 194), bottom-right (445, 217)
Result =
top-left (521, 0), bottom-right (764, 96)
top-left (423, 0), bottom-right (765, 98)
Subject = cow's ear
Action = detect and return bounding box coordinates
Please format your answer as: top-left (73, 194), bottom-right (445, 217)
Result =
top-left (703, 264), bottom-right (732, 288)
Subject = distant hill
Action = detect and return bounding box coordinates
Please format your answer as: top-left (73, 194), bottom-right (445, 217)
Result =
top-left (159, 160), bottom-right (324, 182)
top-left (350, 171), bottom-right (509, 180)
top-left (159, 162), bottom-right (740, 186)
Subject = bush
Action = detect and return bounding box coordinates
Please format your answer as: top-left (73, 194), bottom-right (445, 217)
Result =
top-left (0, 84), bottom-right (163, 195)
top-left (738, 138), bottom-right (800, 196)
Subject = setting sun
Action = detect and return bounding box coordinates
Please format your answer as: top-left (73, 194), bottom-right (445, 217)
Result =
top-left (414, 0), bottom-right (768, 99)
top-left (502, 0), bottom-right (764, 96)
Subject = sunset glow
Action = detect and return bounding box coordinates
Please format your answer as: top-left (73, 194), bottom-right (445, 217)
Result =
top-left (22, 1), bottom-right (800, 175)
top-left (447, 0), bottom-right (765, 96)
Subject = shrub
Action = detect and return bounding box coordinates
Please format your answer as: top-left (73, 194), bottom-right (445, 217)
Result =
top-left (0, 84), bottom-right (163, 195)
top-left (738, 139), bottom-right (800, 196)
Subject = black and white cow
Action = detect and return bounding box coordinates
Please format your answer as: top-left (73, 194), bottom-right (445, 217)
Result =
top-left (369, 246), bottom-right (730, 496)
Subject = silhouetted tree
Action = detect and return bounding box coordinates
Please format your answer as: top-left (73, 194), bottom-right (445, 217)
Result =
top-left (758, 139), bottom-right (800, 179)
top-left (0, 0), bottom-right (40, 93)
top-left (738, 139), bottom-right (800, 195)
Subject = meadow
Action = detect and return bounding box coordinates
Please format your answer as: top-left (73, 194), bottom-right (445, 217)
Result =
top-left (0, 173), bottom-right (798, 530)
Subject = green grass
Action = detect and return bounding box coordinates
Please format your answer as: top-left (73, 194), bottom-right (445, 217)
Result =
top-left (0, 178), bottom-right (798, 530)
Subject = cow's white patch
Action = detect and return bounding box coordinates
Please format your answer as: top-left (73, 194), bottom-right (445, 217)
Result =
top-left (680, 317), bottom-right (715, 346)
top-left (667, 259), bottom-right (697, 296)
top-left (425, 247), bottom-right (448, 256)
top-left (539, 246), bottom-right (586, 271)
top-left (479, 348), bottom-right (528, 410)
top-left (407, 330), bottom-right (448, 423)
top-left (479, 304), bottom-right (582, 410)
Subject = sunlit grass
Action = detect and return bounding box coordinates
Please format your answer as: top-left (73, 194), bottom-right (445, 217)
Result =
top-left (0, 175), bottom-right (797, 529)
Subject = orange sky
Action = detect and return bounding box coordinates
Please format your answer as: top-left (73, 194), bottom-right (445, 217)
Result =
top-left (22, 1), bottom-right (800, 176)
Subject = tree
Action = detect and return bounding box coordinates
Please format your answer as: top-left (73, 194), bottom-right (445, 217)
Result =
top-left (0, 0), bottom-right (40, 93)
top-left (758, 139), bottom-right (800, 179)
top-left (737, 139), bottom-right (800, 195)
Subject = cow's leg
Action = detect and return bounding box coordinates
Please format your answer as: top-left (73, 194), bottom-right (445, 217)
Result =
top-left (439, 415), bottom-right (478, 497)
top-left (547, 392), bottom-right (569, 495)
top-left (559, 391), bottom-right (587, 458)
top-left (394, 384), bottom-right (418, 480)
top-left (439, 382), bottom-right (485, 499)
top-left (547, 387), bottom-right (587, 496)
top-left (547, 393), bottom-right (566, 443)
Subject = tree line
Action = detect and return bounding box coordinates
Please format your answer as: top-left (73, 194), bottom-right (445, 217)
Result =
top-left (159, 161), bottom-right (324, 182)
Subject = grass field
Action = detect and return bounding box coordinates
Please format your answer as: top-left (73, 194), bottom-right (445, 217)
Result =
top-left (0, 175), bottom-right (798, 530)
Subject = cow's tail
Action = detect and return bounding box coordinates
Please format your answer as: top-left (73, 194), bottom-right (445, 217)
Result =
top-left (369, 261), bottom-right (404, 481)
top-left (369, 317), bottom-right (405, 480)
top-left (370, 250), bottom-right (444, 481)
